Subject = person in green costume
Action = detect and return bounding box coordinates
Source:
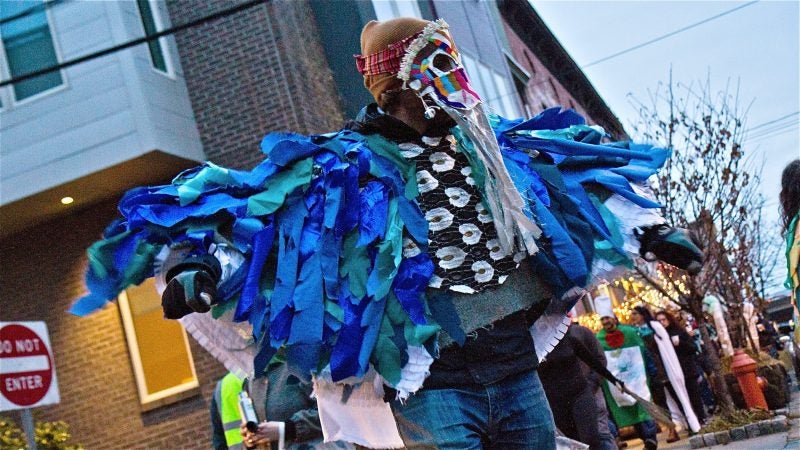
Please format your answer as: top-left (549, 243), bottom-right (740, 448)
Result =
top-left (594, 295), bottom-right (659, 450)
top-left (781, 159), bottom-right (800, 378)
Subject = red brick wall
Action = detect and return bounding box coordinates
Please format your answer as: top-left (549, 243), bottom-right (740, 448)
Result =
top-left (0, 200), bottom-right (226, 449)
top-left (501, 20), bottom-right (593, 121)
top-left (165, 0), bottom-right (345, 170)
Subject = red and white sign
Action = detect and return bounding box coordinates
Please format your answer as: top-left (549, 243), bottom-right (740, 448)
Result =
top-left (0, 322), bottom-right (60, 411)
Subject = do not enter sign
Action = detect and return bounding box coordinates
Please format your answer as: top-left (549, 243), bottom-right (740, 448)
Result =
top-left (0, 322), bottom-right (60, 411)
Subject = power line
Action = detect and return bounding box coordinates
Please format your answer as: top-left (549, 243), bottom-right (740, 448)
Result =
top-left (746, 121), bottom-right (798, 140)
top-left (745, 126), bottom-right (799, 144)
top-left (581, 1), bottom-right (760, 69)
top-left (745, 111), bottom-right (799, 132)
top-left (526, 1), bottom-right (760, 92)
top-left (0, 0), bottom-right (267, 88)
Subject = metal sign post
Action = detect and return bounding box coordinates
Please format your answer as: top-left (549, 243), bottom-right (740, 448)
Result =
top-left (21, 408), bottom-right (37, 450)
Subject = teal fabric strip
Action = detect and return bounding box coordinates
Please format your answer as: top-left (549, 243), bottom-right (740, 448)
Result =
top-left (247, 159), bottom-right (313, 216)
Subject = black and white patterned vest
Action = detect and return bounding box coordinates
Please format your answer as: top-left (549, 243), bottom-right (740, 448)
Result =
top-left (400, 135), bottom-right (523, 294)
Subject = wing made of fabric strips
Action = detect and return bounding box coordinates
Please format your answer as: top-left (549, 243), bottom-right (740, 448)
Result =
top-left (493, 108), bottom-right (670, 361)
top-left (70, 130), bottom-right (441, 396)
top-left (495, 107), bottom-right (670, 291)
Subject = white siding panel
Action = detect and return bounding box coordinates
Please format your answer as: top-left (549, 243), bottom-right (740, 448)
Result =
top-left (58, 16), bottom-right (114, 59)
top-left (51, 2), bottom-right (106, 32)
top-left (2, 110), bottom-right (138, 179)
top-left (1, 132), bottom-right (141, 204)
top-left (0, 0), bottom-right (204, 206)
top-left (151, 107), bottom-right (204, 160)
top-left (120, 0), bottom-right (148, 39)
top-left (142, 79), bottom-right (194, 117)
top-left (1, 62), bottom-right (127, 130)
top-left (61, 51), bottom-right (121, 79)
top-left (3, 86), bottom-right (131, 152)
top-left (151, 106), bottom-right (198, 137)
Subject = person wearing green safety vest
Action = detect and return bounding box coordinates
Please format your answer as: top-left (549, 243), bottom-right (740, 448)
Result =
top-left (211, 372), bottom-right (247, 450)
top-left (210, 359), bottom-right (353, 450)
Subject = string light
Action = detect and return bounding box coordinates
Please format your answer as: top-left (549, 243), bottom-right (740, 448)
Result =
top-left (578, 269), bottom-right (691, 331)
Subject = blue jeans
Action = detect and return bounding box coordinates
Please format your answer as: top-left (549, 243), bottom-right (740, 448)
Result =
top-left (391, 370), bottom-right (556, 450)
top-left (633, 420), bottom-right (658, 450)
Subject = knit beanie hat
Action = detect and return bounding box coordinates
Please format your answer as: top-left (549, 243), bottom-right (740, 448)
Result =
top-left (357, 17), bottom-right (431, 108)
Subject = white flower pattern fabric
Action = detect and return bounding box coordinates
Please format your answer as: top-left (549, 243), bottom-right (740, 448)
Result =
top-left (425, 207), bottom-right (454, 231)
top-left (398, 142), bottom-right (424, 158)
top-left (471, 260), bottom-right (494, 283)
top-left (402, 237), bottom-right (421, 258)
top-left (416, 170), bottom-right (439, 193)
top-left (445, 187), bottom-right (470, 208)
top-left (430, 152), bottom-right (455, 172)
top-left (461, 166), bottom-right (475, 186)
top-left (458, 223), bottom-right (481, 245)
top-left (401, 134), bottom-right (518, 292)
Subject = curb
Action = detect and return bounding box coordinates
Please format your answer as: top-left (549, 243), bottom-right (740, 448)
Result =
top-left (688, 416), bottom-right (788, 449)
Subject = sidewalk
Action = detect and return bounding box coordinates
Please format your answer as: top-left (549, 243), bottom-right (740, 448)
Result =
top-left (625, 383), bottom-right (800, 450)
top-left (785, 382), bottom-right (800, 449)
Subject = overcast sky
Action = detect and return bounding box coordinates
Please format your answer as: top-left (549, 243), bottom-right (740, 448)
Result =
top-left (533, 0), bottom-right (799, 231)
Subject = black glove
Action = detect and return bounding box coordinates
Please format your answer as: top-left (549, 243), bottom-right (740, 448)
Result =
top-left (161, 255), bottom-right (222, 319)
top-left (636, 224), bottom-right (704, 275)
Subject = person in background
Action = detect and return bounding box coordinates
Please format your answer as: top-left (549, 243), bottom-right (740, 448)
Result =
top-left (210, 363), bottom-right (349, 450)
top-left (682, 312), bottom-right (717, 416)
top-left (238, 359), bottom-right (352, 450)
top-left (211, 372), bottom-right (247, 450)
top-left (539, 321), bottom-right (607, 449)
top-left (780, 159), bottom-right (800, 379)
top-left (631, 306), bottom-right (700, 440)
top-left (756, 315), bottom-right (781, 358)
top-left (655, 310), bottom-right (706, 426)
top-left (595, 296), bottom-right (659, 450)
top-left (629, 307), bottom-right (670, 432)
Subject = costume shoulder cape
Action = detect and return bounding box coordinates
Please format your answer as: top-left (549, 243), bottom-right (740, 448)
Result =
top-left (71, 107), bottom-right (669, 390)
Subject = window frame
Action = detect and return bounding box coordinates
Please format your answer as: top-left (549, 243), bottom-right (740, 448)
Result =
top-left (135, 0), bottom-right (175, 78)
top-left (117, 283), bottom-right (200, 411)
top-left (371, 0), bottom-right (422, 21)
top-left (460, 52), bottom-right (519, 118)
top-left (0, 0), bottom-right (68, 109)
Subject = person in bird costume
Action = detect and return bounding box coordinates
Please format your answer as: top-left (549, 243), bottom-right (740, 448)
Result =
top-left (71, 17), bottom-right (702, 449)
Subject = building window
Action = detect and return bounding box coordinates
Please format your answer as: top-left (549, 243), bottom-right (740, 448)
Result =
top-left (136, 0), bottom-right (171, 74)
top-left (0, 0), bottom-right (64, 102)
top-left (372, 0), bottom-right (422, 21)
top-left (118, 278), bottom-right (199, 410)
top-left (461, 53), bottom-right (519, 118)
top-left (548, 78), bottom-right (561, 103)
top-left (506, 55), bottom-right (532, 118)
top-left (522, 50), bottom-right (536, 78)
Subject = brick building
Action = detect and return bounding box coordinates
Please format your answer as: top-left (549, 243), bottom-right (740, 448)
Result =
top-left (1, 1), bottom-right (626, 448)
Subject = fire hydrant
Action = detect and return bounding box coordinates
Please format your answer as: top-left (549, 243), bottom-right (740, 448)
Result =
top-left (730, 349), bottom-right (768, 410)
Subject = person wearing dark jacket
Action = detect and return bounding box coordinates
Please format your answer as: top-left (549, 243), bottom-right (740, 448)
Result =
top-left (656, 310), bottom-right (706, 424)
top-left (539, 323), bottom-right (606, 449)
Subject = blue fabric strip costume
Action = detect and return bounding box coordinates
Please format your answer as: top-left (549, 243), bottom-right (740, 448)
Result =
top-left (71, 107), bottom-right (668, 387)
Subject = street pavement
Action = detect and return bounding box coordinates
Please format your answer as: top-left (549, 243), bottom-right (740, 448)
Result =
top-left (625, 382), bottom-right (800, 450)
